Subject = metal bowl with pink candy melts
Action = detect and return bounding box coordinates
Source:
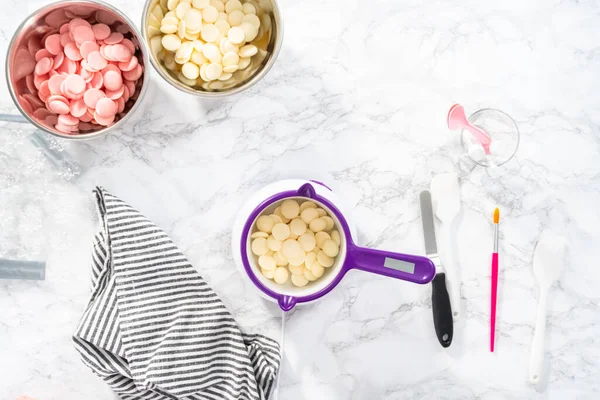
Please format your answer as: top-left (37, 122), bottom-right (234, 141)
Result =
top-left (6, 0), bottom-right (150, 139)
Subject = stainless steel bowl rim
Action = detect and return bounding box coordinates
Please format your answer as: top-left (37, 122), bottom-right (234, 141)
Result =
top-left (141, 0), bottom-right (283, 97)
top-left (5, 0), bottom-right (151, 140)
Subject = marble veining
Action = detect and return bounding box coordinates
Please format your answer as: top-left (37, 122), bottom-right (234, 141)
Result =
top-left (1, 0), bottom-right (599, 399)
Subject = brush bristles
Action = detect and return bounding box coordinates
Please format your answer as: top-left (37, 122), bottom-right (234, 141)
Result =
top-left (494, 208), bottom-right (500, 224)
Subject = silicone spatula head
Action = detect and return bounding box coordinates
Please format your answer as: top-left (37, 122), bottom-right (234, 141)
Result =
top-left (446, 104), bottom-right (493, 154)
top-left (430, 173), bottom-right (461, 224)
top-left (533, 235), bottom-right (567, 288)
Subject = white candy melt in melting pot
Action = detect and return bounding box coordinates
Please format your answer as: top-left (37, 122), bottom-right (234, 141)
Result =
top-left (232, 179), bottom-right (436, 311)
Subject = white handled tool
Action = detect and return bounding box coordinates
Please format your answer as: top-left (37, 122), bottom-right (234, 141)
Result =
top-left (529, 234), bottom-right (567, 384)
top-left (431, 173), bottom-right (462, 320)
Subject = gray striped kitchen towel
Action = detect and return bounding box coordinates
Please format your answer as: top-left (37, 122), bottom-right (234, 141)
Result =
top-left (73, 187), bottom-right (280, 400)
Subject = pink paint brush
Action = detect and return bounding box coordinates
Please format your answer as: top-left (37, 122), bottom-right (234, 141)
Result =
top-left (490, 208), bottom-right (500, 352)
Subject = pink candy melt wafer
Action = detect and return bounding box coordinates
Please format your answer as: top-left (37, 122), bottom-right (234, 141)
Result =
top-left (64, 74), bottom-right (86, 94)
top-left (69, 18), bottom-right (91, 32)
top-left (80, 59), bottom-right (98, 73)
top-left (99, 44), bottom-right (109, 59)
top-left (92, 23), bottom-right (111, 40)
top-left (53, 52), bottom-right (65, 70)
top-left (80, 41), bottom-right (99, 58)
top-left (40, 31), bottom-right (56, 46)
top-left (111, 44), bottom-right (131, 62)
top-left (122, 85), bottom-right (130, 102)
top-left (118, 56), bottom-right (138, 72)
top-left (80, 68), bottom-right (94, 83)
top-left (89, 72), bottom-right (104, 89)
top-left (122, 64), bottom-right (142, 81)
top-left (102, 44), bottom-right (115, 61)
top-left (46, 94), bottom-right (68, 104)
top-left (103, 70), bottom-right (122, 91)
top-left (55, 123), bottom-right (78, 133)
top-left (69, 99), bottom-right (87, 118)
top-left (48, 74), bottom-right (66, 95)
top-left (87, 50), bottom-right (107, 70)
top-left (79, 109), bottom-right (94, 122)
top-left (34, 73), bottom-right (48, 90)
top-left (48, 98), bottom-right (70, 114)
top-left (60, 32), bottom-right (72, 47)
top-left (58, 113), bottom-right (79, 126)
top-left (64, 42), bottom-right (82, 61)
top-left (35, 57), bottom-right (53, 75)
top-left (58, 57), bottom-right (77, 74)
top-left (95, 98), bottom-right (117, 117)
top-left (124, 80), bottom-right (136, 97)
top-left (121, 38), bottom-right (136, 54)
top-left (94, 111), bottom-right (115, 126)
top-left (105, 85), bottom-right (124, 100)
top-left (102, 64), bottom-right (121, 74)
top-left (83, 88), bottom-right (106, 108)
top-left (73, 26), bottom-right (95, 46)
top-left (45, 34), bottom-right (62, 55)
top-left (38, 81), bottom-right (51, 101)
top-left (104, 32), bottom-right (123, 45)
top-left (35, 48), bottom-right (52, 61)
top-left (117, 97), bottom-right (125, 113)
top-left (96, 10), bottom-right (117, 25)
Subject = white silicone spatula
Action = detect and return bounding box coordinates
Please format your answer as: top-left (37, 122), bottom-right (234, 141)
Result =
top-left (430, 173), bottom-right (461, 320)
top-left (529, 234), bottom-right (567, 384)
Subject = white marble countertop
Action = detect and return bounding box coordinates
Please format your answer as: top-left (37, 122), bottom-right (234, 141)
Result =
top-left (1, 0), bottom-right (599, 399)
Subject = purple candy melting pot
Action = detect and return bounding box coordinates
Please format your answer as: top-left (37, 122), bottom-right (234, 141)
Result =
top-left (240, 182), bottom-right (436, 311)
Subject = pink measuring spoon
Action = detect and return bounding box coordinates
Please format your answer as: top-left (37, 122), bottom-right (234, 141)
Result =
top-left (447, 104), bottom-right (492, 154)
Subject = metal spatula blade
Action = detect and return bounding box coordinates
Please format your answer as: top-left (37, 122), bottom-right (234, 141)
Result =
top-left (430, 173), bottom-right (461, 320)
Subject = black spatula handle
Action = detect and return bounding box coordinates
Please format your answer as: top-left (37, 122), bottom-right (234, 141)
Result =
top-left (432, 272), bottom-right (453, 347)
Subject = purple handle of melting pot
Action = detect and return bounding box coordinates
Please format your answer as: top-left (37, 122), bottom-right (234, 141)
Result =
top-left (347, 246), bottom-right (435, 284)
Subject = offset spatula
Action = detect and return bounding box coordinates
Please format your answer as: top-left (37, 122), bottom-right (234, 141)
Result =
top-left (420, 190), bottom-right (453, 347)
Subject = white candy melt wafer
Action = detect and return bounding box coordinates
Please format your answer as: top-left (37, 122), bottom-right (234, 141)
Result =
top-left (273, 267), bottom-right (289, 284)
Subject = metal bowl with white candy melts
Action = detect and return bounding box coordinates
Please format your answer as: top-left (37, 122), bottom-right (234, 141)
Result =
top-left (142, 0), bottom-right (283, 96)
